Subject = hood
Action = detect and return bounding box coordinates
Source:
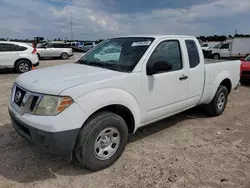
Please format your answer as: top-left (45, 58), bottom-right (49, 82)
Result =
top-left (16, 64), bottom-right (125, 95)
top-left (241, 61), bottom-right (250, 70)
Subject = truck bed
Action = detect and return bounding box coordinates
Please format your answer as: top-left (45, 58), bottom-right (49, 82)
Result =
top-left (200, 59), bottom-right (241, 105)
top-left (204, 59), bottom-right (234, 64)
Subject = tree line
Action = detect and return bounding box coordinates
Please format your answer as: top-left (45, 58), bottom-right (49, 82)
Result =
top-left (197, 34), bottom-right (250, 42)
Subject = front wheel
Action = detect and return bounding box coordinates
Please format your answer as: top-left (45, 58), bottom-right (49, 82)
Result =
top-left (205, 85), bottom-right (228, 117)
top-left (213, 53), bottom-right (220, 59)
top-left (74, 112), bottom-right (128, 171)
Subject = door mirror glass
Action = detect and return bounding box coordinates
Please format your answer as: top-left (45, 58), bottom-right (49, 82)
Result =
top-left (147, 60), bottom-right (172, 75)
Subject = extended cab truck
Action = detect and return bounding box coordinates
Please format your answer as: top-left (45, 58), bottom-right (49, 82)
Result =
top-left (8, 35), bottom-right (241, 171)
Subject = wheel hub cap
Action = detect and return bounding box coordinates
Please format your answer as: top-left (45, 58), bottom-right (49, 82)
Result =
top-left (217, 93), bottom-right (225, 110)
top-left (19, 63), bottom-right (29, 72)
top-left (94, 127), bottom-right (121, 160)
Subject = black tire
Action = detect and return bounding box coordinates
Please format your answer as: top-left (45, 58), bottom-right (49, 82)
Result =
top-left (206, 85), bottom-right (228, 117)
top-left (61, 52), bottom-right (68, 60)
top-left (74, 112), bottom-right (128, 171)
top-left (213, 53), bottom-right (220, 59)
top-left (15, 60), bottom-right (31, 73)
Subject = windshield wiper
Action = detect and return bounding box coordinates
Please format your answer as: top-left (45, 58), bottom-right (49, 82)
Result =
top-left (77, 60), bottom-right (127, 72)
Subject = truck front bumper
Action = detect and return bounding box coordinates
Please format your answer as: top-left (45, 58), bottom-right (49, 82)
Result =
top-left (9, 109), bottom-right (80, 159)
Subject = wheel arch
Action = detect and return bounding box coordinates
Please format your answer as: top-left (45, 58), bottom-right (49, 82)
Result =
top-left (201, 70), bottom-right (232, 104)
top-left (14, 58), bottom-right (32, 68)
top-left (74, 88), bottom-right (141, 134)
top-left (220, 78), bottom-right (232, 94)
top-left (84, 104), bottom-right (135, 134)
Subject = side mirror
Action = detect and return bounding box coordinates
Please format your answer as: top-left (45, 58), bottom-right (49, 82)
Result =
top-left (240, 57), bottom-right (245, 61)
top-left (147, 60), bottom-right (172, 75)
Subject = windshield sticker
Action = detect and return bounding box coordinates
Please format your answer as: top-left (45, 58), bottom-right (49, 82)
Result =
top-left (131, 41), bottom-right (152, 47)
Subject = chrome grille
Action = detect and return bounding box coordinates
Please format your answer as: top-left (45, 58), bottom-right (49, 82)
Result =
top-left (11, 84), bottom-right (43, 115)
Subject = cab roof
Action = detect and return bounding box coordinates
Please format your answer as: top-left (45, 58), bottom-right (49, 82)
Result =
top-left (109, 35), bottom-right (197, 40)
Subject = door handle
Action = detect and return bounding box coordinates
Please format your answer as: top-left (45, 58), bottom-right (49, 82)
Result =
top-left (179, 75), bottom-right (188, 80)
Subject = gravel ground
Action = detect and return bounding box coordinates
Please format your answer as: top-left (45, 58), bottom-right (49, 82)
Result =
top-left (0, 54), bottom-right (250, 188)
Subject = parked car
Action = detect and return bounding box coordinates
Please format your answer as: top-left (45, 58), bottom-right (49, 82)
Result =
top-left (201, 42), bottom-right (220, 57)
top-left (201, 42), bottom-right (219, 51)
top-left (9, 35), bottom-right (240, 171)
top-left (82, 42), bottom-right (96, 52)
top-left (207, 37), bottom-right (250, 59)
top-left (36, 43), bottom-right (73, 59)
top-left (0, 41), bottom-right (39, 73)
top-left (94, 47), bottom-right (121, 62)
top-left (240, 54), bottom-right (250, 82)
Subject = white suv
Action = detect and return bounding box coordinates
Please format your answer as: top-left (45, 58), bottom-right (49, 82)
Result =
top-left (0, 41), bottom-right (39, 73)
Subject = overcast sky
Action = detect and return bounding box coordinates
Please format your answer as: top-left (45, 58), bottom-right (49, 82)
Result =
top-left (0, 0), bottom-right (250, 40)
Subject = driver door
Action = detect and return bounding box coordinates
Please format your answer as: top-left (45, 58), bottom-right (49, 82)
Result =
top-left (43, 43), bottom-right (54, 57)
top-left (219, 43), bottom-right (231, 58)
top-left (141, 39), bottom-right (189, 123)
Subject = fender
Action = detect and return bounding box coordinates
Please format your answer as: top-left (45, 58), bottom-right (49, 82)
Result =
top-left (202, 70), bottom-right (232, 104)
top-left (75, 88), bottom-right (141, 132)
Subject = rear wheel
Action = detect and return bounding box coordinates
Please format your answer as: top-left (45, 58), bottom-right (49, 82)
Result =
top-left (15, 60), bottom-right (31, 73)
top-left (206, 85), bottom-right (228, 117)
top-left (74, 112), bottom-right (128, 171)
top-left (61, 52), bottom-right (68, 60)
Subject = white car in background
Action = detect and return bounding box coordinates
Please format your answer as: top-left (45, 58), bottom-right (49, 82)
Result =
top-left (36, 43), bottom-right (73, 60)
top-left (0, 41), bottom-right (39, 73)
top-left (94, 47), bottom-right (121, 62)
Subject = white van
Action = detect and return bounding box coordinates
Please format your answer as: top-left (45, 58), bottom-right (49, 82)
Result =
top-left (209, 38), bottom-right (250, 59)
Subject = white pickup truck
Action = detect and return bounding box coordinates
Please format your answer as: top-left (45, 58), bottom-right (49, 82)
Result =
top-left (8, 35), bottom-right (241, 171)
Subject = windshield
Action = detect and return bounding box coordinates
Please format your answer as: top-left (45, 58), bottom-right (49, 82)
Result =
top-left (76, 37), bottom-right (155, 72)
top-left (201, 44), bottom-right (208, 47)
top-left (245, 55), bottom-right (250, 61)
top-left (213, 43), bottom-right (222, 49)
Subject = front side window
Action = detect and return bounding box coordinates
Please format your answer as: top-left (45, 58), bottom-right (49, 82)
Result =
top-left (148, 40), bottom-right (182, 71)
top-left (77, 37), bottom-right (155, 72)
top-left (245, 55), bottom-right (250, 61)
top-left (220, 43), bottom-right (230, 49)
top-left (0, 43), bottom-right (16, 52)
top-left (213, 44), bottom-right (222, 49)
top-left (185, 40), bottom-right (200, 68)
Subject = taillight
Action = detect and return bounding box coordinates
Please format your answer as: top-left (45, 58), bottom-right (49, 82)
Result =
top-left (32, 48), bottom-right (37, 54)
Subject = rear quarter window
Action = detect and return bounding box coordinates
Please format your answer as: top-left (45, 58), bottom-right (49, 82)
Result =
top-left (185, 40), bottom-right (200, 68)
top-left (15, 45), bottom-right (27, 51)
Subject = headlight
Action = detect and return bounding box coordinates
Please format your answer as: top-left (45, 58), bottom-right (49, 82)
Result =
top-left (35, 95), bottom-right (73, 116)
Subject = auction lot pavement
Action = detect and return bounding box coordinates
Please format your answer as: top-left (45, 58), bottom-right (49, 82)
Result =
top-left (0, 54), bottom-right (250, 188)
